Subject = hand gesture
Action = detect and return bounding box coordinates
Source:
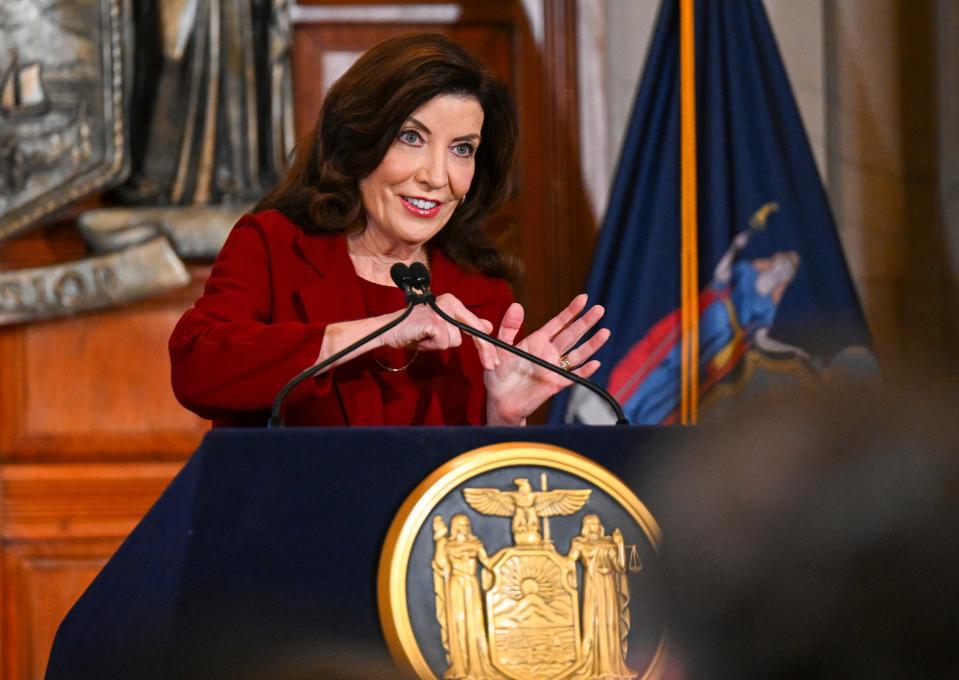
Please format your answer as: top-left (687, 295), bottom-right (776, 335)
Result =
top-left (380, 293), bottom-right (498, 367)
top-left (484, 294), bottom-right (610, 425)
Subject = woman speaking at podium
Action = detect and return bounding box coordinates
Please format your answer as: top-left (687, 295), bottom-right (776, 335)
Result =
top-left (169, 34), bottom-right (609, 427)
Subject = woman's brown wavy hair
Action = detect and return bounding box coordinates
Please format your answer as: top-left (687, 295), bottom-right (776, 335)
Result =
top-left (255, 33), bottom-right (518, 280)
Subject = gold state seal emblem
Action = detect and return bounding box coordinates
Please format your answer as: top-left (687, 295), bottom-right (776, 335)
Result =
top-left (378, 443), bottom-right (664, 680)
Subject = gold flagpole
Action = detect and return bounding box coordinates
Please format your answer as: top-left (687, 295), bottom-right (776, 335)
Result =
top-left (679, 0), bottom-right (700, 424)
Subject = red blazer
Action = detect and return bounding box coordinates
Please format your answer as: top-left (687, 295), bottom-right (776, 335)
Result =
top-left (169, 210), bottom-right (514, 427)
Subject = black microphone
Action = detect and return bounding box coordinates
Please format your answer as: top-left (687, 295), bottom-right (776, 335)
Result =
top-left (268, 265), bottom-right (418, 428)
top-left (390, 262), bottom-right (416, 300)
top-left (410, 264), bottom-right (629, 425)
top-left (409, 261), bottom-right (431, 291)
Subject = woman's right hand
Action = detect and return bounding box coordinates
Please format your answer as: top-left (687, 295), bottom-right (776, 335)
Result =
top-left (380, 293), bottom-right (498, 366)
top-left (315, 293), bottom-right (498, 371)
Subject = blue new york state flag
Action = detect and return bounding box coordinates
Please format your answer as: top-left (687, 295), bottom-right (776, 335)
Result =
top-left (551, 0), bottom-right (875, 425)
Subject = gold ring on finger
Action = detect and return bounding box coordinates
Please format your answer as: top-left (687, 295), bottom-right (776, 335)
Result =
top-left (559, 354), bottom-right (572, 372)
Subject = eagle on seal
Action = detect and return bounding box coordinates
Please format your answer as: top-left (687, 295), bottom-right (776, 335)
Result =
top-left (463, 478), bottom-right (591, 545)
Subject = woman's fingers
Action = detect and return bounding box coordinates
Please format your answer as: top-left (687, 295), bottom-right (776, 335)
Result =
top-left (434, 293), bottom-right (499, 368)
top-left (389, 304), bottom-right (459, 350)
top-left (572, 359), bottom-right (601, 380)
top-left (482, 294), bottom-right (612, 421)
top-left (537, 294), bottom-right (588, 340)
top-left (435, 294), bottom-right (491, 333)
top-left (563, 327), bottom-right (611, 368)
top-left (466, 318), bottom-right (497, 370)
top-left (497, 303), bottom-right (524, 345)
top-left (446, 323), bottom-right (463, 348)
top-left (552, 304), bottom-right (605, 355)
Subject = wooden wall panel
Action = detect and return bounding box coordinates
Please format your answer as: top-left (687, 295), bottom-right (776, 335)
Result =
top-left (0, 222), bottom-right (210, 462)
top-left (3, 540), bottom-right (114, 680)
top-left (20, 309), bottom-right (201, 441)
top-left (0, 224), bottom-right (201, 675)
top-left (0, 463), bottom-right (182, 679)
top-left (0, 264), bottom-right (209, 463)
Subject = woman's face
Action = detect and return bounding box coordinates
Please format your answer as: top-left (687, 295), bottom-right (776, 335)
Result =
top-left (359, 94), bottom-right (484, 249)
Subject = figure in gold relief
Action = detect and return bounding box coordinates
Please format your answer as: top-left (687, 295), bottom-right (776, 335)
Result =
top-left (431, 517), bottom-right (451, 663)
top-left (432, 514), bottom-right (501, 679)
top-left (431, 477), bottom-right (642, 679)
top-left (567, 514), bottom-right (637, 680)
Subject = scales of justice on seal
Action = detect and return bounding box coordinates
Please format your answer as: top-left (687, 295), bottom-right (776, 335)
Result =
top-left (379, 443), bottom-right (667, 680)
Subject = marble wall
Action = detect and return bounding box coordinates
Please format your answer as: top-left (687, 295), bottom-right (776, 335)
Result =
top-left (825, 0), bottom-right (957, 369)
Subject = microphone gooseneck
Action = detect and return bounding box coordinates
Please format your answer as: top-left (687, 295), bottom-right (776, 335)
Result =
top-left (270, 260), bottom-right (628, 427)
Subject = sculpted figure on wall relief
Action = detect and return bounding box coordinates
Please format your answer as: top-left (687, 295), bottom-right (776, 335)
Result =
top-left (0, 0), bottom-right (292, 325)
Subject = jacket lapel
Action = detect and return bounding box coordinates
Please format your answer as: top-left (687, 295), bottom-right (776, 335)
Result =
top-left (291, 230), bottom-right (385, 426)
top-left (292, 230), bottom-right (364, 325)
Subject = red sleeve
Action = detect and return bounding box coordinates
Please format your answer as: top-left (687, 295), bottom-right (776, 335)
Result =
top-left (168, 217), bottom-right (329, 418)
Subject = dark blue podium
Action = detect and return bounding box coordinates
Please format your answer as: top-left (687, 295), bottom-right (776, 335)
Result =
top-left (46, 426), bottom-right (677, 679)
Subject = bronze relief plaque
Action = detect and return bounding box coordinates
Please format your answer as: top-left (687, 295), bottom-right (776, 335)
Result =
top-left (0, 0), bottom-right (130, 239)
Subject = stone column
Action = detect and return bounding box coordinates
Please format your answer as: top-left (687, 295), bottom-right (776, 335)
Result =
top-left (825, 0), bottom-right (958, 372)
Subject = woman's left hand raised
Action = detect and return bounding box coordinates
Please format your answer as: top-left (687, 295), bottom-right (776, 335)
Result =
top-left (483, 294), bottom-right (610, 425)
